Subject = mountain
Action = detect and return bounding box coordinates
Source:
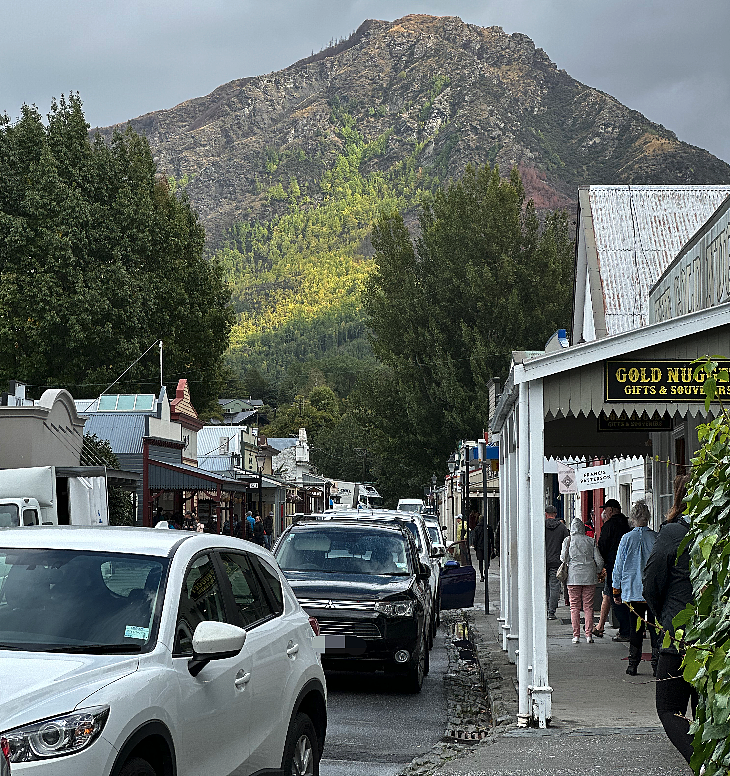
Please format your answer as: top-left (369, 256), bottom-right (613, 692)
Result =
top-left (101, 15), bottom-right (730, 385)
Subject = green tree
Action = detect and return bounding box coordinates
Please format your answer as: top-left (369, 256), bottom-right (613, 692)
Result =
top-left (670, 358), bottom-right (730, 775)
top-left (266, 385), bottom-right (341, 442)
top-left (0, 95), bottom-right (234, 414)
top-left (81, 433), bottom-right (134, 526)
top-left (363, 164), bottom-right (574, 491)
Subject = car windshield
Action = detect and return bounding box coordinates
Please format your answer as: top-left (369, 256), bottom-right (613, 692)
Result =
top-left (0, 505), bottom-right (19, 528)
top-left (276, 528), bottom-right (410, 576)
top-left (0, 548), bottom-right (168, 653)
top-left (398, 503), bottom-right (421, 513)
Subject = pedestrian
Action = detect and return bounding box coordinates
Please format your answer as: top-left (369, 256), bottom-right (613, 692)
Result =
top-left (246, 510), bottom-right (255, 536)
top-left (561, 517), bottom-right (604, 643)
top-left (595, 498), bottom-right (631, 640)
top-left (472, 515), bottom-right (485, 581)
top-left (252, 514), bottom-right (265, 546)
top-left (643, 474), bottom-right (697, 766)
top-left (263, 512), bottom-right (274, 550)
top-left (612, 500), bottom-right (659, 675)
top-left (545, 505), bottom-right (570, 620)
top-left (196, 517), bottom-right (205, 533)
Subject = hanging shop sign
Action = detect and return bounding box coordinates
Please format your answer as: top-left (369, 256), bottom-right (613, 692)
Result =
top-left (604, 360), bottom-right (730, 402)
top-left (557, 463), bottom-right (616, 492)
top-left (557, 462), bottom-right (577, 494)
top-left (597, 411), bottom-right (673, 432)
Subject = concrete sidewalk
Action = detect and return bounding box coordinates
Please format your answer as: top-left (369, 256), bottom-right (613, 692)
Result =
top-left (431, 562), bottom-right (692, 775)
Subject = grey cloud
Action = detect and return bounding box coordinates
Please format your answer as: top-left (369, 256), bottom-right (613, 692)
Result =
top-left (1, 0), bottom-right (729, 162)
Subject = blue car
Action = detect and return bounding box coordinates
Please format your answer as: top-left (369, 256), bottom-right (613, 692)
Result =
top-left (440, 540), bottom-right (477, 610)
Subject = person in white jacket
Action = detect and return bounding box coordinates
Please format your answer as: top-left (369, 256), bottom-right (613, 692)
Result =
top-left (561, 517), bottom-right (604, 643)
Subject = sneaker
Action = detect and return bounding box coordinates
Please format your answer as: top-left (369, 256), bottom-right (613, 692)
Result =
top-left (586, 635), bottom-right (594, 643)
top-left (612, 634), bottom-right (630, 643)
top-left (572, 636), bottom-right (580, 644)
top-left (547, 613), bottom-right (557, 620)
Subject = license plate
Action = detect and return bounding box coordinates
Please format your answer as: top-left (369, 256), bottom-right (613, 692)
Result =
top-left (312, 635), bottom-right (366, 655)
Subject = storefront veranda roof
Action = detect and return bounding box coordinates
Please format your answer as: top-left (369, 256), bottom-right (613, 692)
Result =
top-left (489, 302), bottom-right (729, 728)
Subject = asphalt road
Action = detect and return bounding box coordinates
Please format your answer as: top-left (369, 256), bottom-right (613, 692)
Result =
top-left (320, 627), bottom-right (448, 776)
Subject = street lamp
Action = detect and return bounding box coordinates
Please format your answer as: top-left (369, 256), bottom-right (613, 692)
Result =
top-left (447, 455), bottom-right (457, 539)
top-left (255, 450), bottom-right (266, 522)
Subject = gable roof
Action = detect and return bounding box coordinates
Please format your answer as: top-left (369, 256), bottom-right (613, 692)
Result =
top-left (573, 185), bottom-right (730, 343)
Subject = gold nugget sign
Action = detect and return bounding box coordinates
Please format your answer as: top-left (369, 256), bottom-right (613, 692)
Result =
top-left (604, 360), bottom-right (730, 402)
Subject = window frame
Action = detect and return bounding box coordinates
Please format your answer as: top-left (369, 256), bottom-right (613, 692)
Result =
top-left (171, 550), bottom-right (232, 658)
top-left (214, 549), bottom-right (283, 631)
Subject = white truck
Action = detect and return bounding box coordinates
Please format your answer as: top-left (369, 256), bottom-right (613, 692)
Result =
top-left (0, 466), bottom-right (109, 527)
top-left (328, 481), bottom-right (382, 510)
top-left (397, 498), bottom-right (425, 514)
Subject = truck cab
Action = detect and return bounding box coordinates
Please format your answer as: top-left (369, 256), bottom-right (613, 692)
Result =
top-left (0, 497), bottom-right (42, 528)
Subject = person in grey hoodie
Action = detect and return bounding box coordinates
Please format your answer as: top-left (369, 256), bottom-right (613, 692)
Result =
top-left (545, 506), bottom-right (569, 619)
top-left (561, 517), bottom-right (604, 643)
top-left (612, 500), bottom-right (658, 676)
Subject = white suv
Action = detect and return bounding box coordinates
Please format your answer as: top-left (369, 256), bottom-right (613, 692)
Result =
top-left (0, 527), bottom-right (326, 776)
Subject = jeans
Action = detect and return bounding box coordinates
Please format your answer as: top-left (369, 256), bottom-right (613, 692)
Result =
top-left (656, 652), bottom-right (698, 764)
top-left (604, 571), bottom-right (630, 635)
top-left (568, 584), bottom-right (595, 637)
top-left (628, 601), bottom-right (658, 659)
top-left (546, 567), bottom-right (561, 616)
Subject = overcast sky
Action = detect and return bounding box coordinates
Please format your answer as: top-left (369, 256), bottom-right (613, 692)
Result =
top-left (2, 0), bottom-right (729, 163)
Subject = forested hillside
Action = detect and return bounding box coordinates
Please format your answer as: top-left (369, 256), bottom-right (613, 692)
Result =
top-left (103, 14), bottom-right (730, 389)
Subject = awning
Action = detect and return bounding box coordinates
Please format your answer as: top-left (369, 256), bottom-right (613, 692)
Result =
top-left (148, 460), bottom-right (250, 493)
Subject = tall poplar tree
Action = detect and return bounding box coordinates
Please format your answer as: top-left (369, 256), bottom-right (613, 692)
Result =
top-left (0, 95), bottom-right (233, 412)
top-left (363, 164), bottom-right (574, 493)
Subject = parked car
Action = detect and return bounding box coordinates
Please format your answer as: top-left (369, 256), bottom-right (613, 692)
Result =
top-left (324, 510), bottom-right (443, 645)
top-left (274, 519), bottom-right (432, 692)
top-left (421, 516), bottom-right (447, 564)
top-left (441, 539), bottom-right (477, 610)
top-left (1, 736), bottom-right (10, 776)
top-left (0, 527), bottom-right (326, 776)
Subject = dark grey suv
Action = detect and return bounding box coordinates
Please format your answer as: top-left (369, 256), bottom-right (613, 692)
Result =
top-left (275, 520), bottom-right (432, 692)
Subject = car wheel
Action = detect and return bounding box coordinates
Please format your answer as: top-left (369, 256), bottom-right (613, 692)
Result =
top-left (403, 631), bottom-right (426, 693)
top-left (282, 712), bottom-right (319, 776)
top-left (117, 757), bottom-right (156, 776)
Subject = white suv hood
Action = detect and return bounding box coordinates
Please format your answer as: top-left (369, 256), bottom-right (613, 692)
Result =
top-left (0, 651), bottom-right (139, 732)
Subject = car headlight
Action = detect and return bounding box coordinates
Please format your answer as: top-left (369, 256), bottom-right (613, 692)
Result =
top-left (375, 600), bottom-right (415, 617)
top-left (3, 706), bottom-right (109, 762)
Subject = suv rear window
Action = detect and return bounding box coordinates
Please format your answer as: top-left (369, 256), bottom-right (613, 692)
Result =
top-left (276, 527), bottom-right (410, 576)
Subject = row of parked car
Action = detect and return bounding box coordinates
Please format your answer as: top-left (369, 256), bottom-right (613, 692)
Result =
top-left (0, 509), bottom-right (475, 775)
top-left (272, 509), bottom-right (477, 693)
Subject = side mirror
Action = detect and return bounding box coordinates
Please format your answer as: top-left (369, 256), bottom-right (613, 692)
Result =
top-left (188, 621), bottom-right (247, 676)
top-left (417, 562), bottom-right (431, 581)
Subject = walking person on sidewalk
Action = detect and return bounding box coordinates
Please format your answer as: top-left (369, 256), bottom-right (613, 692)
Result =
top-left (595, 498), bottom-right (631, 640)
top-left (545, 505), bottom-right (569, 620)
top-left (643, 475), bottom-right (697, 767)
top-left (612, 500), bottom-right (659, 675)
top-left (561, 517), bottom-right (604, 643)
top-left (472, 515), bottom-right (485, 581)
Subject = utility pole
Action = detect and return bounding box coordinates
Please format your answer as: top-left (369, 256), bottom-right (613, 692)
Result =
top-left (481, 441), bottom-right (489, 611)
top-left (462, 443), bottom-right (470, 543)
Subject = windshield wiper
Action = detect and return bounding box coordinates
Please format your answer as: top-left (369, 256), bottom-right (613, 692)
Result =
top-left (43, 644), bottom-right (144, 654)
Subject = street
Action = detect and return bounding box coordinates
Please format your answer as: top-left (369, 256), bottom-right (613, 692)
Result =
top-left (321, 628), bottom-right (448, 776)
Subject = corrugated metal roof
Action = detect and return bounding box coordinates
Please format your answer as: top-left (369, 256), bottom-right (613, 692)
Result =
top-left (83, 413), bottom-right (147, 454)
top-left (588, 185), bottom-right (730, 335)
top-left (148, 460), bottom-right (249, 492)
